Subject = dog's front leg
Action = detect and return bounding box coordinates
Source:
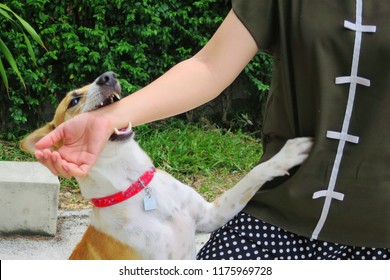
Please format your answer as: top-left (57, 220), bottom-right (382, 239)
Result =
top-left (195, 137), bottom-right (313, 233)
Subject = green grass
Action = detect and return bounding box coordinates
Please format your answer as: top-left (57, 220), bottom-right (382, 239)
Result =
top-left (0, 119), bottom-right (262, 201)
top-left (136, 119), bottom-right (262, 199)
top-left (0, 140), bottom-right (36, 161)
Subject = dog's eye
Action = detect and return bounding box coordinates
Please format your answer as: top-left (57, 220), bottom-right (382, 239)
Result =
top-left (68, 97), bottom-right (81, 109)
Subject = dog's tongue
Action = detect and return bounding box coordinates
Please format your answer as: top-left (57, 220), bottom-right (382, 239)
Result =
top-left (109, 122), bottom-right (133, 141)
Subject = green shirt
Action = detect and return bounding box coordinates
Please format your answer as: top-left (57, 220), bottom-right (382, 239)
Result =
top-left (233, 0), bottom-right (390, 248)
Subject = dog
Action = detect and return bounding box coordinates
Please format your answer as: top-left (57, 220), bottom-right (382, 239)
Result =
top-left (20, 71), bottom-right (312, 259)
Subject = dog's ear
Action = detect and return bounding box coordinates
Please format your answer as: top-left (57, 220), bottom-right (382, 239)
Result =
top-left (20, 123), bottom-right (56, 154)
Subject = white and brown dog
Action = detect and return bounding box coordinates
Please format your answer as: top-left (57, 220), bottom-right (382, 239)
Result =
top-left (20, 72), bottom-right (312, 259)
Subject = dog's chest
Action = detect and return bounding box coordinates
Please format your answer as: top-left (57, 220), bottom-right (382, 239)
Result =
top-left (90, 196), bottom-right (198, 259)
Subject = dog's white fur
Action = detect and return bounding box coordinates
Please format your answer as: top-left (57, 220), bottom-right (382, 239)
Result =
top-left (21, 72), bottom-right (312, 259)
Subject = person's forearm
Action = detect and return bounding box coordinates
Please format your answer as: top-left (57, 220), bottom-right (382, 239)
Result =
top-left (95, 56), bottom-right (232, 130)
top-left (130, 57), bottom-right (223, 124)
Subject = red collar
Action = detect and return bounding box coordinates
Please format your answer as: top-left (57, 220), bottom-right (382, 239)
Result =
top-left (90, 168), bottom-right (156, 208)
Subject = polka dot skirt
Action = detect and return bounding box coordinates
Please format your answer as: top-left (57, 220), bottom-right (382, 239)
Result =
top-left (197, 212), bottom-right (390, 260)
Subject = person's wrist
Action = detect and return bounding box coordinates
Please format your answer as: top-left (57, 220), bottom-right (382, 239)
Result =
top-left (89, 110), bottom-right (115, 140)
top-left (102, 116), bottom-right (115, 140)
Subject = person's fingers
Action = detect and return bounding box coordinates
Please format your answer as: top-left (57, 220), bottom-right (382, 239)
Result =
top-left (35, 148), bottom-right (90, 178)
top-left (35, 149), bottom-right (45, 161)
top-left (51, 151), bottom-right (73, 178)
top-left (50, 151), bottom-right (88, 178)
top-left (35, 149), bottom-right (60, 176)
top-left (62, 161), bottom-right (89, 178)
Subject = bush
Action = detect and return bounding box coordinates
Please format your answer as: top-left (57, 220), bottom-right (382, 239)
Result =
top-left (0, 0), bottom-right (271, 140)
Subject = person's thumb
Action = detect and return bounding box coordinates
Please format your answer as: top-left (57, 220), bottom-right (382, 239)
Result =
top-left (35, 124), bottom-right (64, 150)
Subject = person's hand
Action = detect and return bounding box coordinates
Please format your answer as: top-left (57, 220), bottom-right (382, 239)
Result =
top-left (35, 113), bottom-right (113, 178)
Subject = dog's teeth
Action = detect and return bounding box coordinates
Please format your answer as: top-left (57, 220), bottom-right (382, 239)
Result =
top-left (114, 93), bottom-right (121, 100)
top-left (100, 102), bottom-right (104, 106)
top-left (121, 123), bottom-right (133, 133)
top-left (114, 128), bottom-right (128, 135)
top-left (113, 122), bottom-right (133, 135)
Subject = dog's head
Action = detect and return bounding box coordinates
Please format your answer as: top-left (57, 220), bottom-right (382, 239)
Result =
top-left (20, 71), bottom-right (130, 153)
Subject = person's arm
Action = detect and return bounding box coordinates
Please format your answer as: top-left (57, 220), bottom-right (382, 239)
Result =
top-left (35, 10), bottom-right (259, 177)
top-left (93, 10), bottom-right (258, 128)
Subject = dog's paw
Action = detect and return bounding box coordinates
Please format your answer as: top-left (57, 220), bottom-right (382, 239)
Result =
top-left (268, 137), bottom-right (313, 177)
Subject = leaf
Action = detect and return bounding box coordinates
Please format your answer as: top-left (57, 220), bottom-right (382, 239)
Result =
top-left (0, 38), bottom-right (26, 89)
top-left (0, 6), bottom-right (13, 21)
top-left (0, 4), bottom-right (47, 50)
top-left (0, 57), bottom-right (9, 95)
top-left (23, 33), bottom-right (36, 65)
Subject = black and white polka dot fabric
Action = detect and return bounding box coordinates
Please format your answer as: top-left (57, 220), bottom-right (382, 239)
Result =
top-left (197, 212), bottom-right (390, 260)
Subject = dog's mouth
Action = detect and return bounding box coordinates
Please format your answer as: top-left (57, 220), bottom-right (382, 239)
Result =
top-left (105, 95), bottom-right (134, 142)
top-left (96, 92), bottom-right (121, 110)
top-left (99, 93), bottom-right (133, 142)
top-left (109, 122), bottom-right (134, 142)
top-left (89, 72), bottom-right (122, 111)
top-left (92, 84), bottom-right (133, 142)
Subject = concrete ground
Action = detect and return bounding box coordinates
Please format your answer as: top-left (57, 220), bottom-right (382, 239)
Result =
top-left (0, 209), bottom-right (210, 260)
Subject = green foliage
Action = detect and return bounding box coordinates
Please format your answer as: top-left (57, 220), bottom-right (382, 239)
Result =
top-left (0, 0), bottom-right (272, 139)
top-left (0, 3), bottom-right (45, 93)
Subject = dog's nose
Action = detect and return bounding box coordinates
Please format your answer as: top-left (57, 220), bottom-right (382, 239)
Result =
top-left (96, 71), bottom-right (117, 87)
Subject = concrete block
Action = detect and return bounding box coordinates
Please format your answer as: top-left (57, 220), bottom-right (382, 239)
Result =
top-left (0, 161), bottom-right (60, 236)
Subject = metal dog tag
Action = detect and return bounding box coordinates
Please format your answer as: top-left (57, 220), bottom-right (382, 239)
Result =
top-left (143, 185), bottom-right (156, 211)
top-left (140, 180), bottom-right (156, 211)
top-left (143, 195), bottom-right (157, 211)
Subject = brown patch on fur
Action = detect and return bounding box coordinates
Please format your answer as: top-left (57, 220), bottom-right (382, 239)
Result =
top-left (69, 225), bottom-right (143, 260)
